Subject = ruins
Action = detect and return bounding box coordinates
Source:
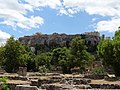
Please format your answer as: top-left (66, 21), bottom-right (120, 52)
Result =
top-left (0, 72), bottom-right (120, 90)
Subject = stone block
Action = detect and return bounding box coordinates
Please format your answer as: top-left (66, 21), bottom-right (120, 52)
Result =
top-left (16, 85), bottom-right (39, 90)
top-left (18, 67), bottom-right (27, 77)
top-left (0, 82), bottom-right (3, 90)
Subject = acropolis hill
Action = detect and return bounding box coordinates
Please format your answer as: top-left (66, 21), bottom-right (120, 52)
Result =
top-left (19, 32), bottom-right (101, 52)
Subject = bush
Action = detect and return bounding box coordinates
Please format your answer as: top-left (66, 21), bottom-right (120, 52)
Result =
top-left (92, 67), bottom-right (106, 75)
top-left (0, 77), bottom-right (10, 90)
top-left (39, 65), bottom-right (49, 74)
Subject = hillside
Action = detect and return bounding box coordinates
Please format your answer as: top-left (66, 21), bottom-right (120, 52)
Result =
top-left (19, 32), bottom-right (101, 53)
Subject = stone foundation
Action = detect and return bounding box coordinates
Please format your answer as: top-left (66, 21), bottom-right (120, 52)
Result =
top-left (0, 72), bottom-right (120, 90)
top-left (90, 84), bottom-right (120, 89)
top-left (18, 67), bottom-right (27, 77)
top-left (0, 82), bottom-right (3, 90)
top-left (41, 84), bottom-right (92, 90)
top-left (84, 74), bottom-right (105, 79)
top-left (16, 85), bottom-right (40, 90)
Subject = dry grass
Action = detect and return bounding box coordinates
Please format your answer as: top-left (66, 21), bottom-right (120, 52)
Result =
top-left (7, 80), bottom-right (30, 84)
top-left (29, 76), bottom-right (51, 80)
top-left (0, 73), bottom-right (18, 77)
top-left (91, 79), bottom-right (120, 84)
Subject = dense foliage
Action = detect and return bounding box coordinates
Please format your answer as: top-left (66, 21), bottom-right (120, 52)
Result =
top-left (2, 29), bottom-right (120, 76)
top-left (51, 47), bottom-right (72, 73)
top-left (70, 36), bottom-right (93, 73)
top-left (0, 36), bottom-right (94, 74)
top-left (0, 30), bottom-right (120, 76)
top-left (3, 37), bottom-right (30, 72)
top-left (98, 29), bottom-right (120, 76)
top-left (0, 77), bottom-right (10, 90)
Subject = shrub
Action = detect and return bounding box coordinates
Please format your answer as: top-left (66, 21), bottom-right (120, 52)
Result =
top-left (92, 67), bottom-right (106, 75)
top-left (0, 77), bottom-right (10, 90)
top-left (39, 65), bottom-right (49, 74)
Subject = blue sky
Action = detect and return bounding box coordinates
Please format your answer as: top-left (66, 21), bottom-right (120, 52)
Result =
top-left (0, 0), bottom-right (120, 44)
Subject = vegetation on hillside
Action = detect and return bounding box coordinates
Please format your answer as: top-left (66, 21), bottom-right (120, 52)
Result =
top-left (1, 29), bottom-right (120, 76)
top-left (0, 35), bottom-right (94, 74)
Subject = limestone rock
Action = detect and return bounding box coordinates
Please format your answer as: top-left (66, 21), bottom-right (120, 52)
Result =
top-left (15, 85), bottom-right (40, 90)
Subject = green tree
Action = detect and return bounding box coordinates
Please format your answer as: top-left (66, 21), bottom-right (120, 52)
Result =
top-left (112, 29), bottom-right (120, 76)
top-left (70, 36), bottom-right (93, 73)
top-left (98, 29), bottom-right (120, 76)
top-left (34, 52), bottom-right (52, 70)
top-left (0, 46), bottom-right (5, 66)
top-left (97, 38), bottom-right (114, 66)
top-left (26, 52), bottom-right (37, 71)
top-left (51, 47), bottom-right (72, 73)
top-left (4, 36), bottom-right (29, 72)
top-left (51, 47), bottom-right (62, 65)
top-left (0, 77), bottom-right (10, 90)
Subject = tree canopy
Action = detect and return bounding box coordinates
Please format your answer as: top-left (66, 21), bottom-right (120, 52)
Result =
top-left (70, 36), bottom-right (94, 73)
top-left (4, 36), bottom-right (29, 72)
top-left (98, 29), bottom-right (120, 76)
top-left (0, 35), bottom-right (95, 74)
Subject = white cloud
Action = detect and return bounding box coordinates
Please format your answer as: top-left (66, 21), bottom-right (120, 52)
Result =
top-left (0, 0), bottom-right (44, 29)
top-left (0, 0), bottom-right (120, 33)
top-left (0, 30), bottom-right (11, 46)
top-left (24, 0), bottom-right (62, 9)
top-left (95, 17), bottom-right (120, 32)
top-left (16, 16), bottom-right (44, 29)
top-left (63, 0), bottom-right (120, 16)
top-left (59, 8), bottom-right (68, 15)
top-left (62, 0), bottom-right (120, 32)
top-left (22, 4), bottom-right (33, 12)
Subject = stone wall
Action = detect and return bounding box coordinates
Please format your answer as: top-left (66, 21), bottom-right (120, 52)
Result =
top-left (1, 72), bottom-right (120, 90)
top-left (18, 67), bottom-right (27, 77)
top-left (15, 85), bottom-right (39, 90)
top-left (90, 84), bottom-right (120, 89)
top-left (0, 82), bottom-right (3, 90)
top-left (0, 67), bottom-right (6, 74)
top-left (84, 74), bottom-right (105, 79)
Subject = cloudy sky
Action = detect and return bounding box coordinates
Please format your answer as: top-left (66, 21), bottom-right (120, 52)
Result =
top-left (0, 0), bottom-right (120, 44)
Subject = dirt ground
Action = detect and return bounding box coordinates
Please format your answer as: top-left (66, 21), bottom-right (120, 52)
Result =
top-left (7, 80), bottom-right (30, 84)
top-left (91, 79), bottom-right (120, 84)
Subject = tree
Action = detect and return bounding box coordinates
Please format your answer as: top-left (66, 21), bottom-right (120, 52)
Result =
top-left (34, 43), bottom-right (46, 55)
top-left (70, 36), bottom-right (93, 73)
top-left (112, 29), bottom-right (120, 76)
top-left (51, 47), bottom-right (72, 73)
top-left (97, 38), bottom-right (114, 66)
top-left (26, 52), bottom-right (37, 71)
top-left (98, 28), bottom-right (120, 76)
top-left (4, 36), bottom-right (29, 72)
top-left (0, 46), bottom-right (5, 66)
top-left (34, 52), bottom-right (52, 70)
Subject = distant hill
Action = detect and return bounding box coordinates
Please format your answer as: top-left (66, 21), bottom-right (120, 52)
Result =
top-left (19, 32), bottom-right (101, 53)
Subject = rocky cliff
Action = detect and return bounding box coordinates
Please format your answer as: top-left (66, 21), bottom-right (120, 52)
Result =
top-left (19, 32), bottom-right (101, 53)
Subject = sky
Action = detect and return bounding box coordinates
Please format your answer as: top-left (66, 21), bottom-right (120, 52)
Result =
top-left (0, 0), bottom-right (120, 45)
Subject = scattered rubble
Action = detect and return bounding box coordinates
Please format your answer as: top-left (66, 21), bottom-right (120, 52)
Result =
top-left (0, 71), bottom-right (120, 90)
